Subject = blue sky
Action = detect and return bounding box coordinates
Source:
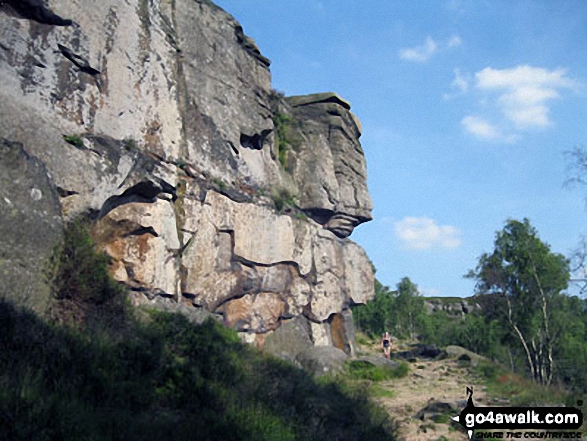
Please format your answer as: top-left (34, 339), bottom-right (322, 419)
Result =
top-left (214, 0), bottom-right (587, 297)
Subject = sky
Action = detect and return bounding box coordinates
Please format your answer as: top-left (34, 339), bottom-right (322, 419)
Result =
top-left (214, 0), bottom-right (587, 297)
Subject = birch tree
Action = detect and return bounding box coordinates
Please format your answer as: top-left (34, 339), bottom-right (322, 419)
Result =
top-left (468, 219), bottom-right (569, 385)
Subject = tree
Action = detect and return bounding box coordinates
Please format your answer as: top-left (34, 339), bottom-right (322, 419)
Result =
top-left (352, 279), bottom-right (395, 336)
top-left (564, 146), bottom-right (587, 294)
top-left (468, 219), bottom-right (570, 385)
top-left (394, 277), bottom-right (424, 339)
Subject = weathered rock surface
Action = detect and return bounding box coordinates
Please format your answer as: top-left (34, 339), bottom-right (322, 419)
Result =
top-left (424, 298), bottom-right (481, 317)
top-left (296, 346), bottom-right (349, 377)
top-left (0, 138), bottom-right (63, 312)
top-left (355, 356), bottom-right (399, 369)
top-left (0, 0), bottom-right (374, 354)
top-left (444, 345), bottom-right (486, 365)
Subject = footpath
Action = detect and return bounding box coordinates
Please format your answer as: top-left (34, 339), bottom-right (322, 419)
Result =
top-left (357, 340), bottom-right (489, 441)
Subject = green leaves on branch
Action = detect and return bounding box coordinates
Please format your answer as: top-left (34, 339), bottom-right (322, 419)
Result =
top-left (467, 218), bottom-right (570, 386)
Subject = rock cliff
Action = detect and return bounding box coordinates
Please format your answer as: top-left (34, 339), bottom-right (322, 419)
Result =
top-left (0, 0), bottom-right (374, 355)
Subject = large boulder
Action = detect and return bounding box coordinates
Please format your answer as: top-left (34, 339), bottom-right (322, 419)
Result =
top-left (296, 346), bottom-right (349, 377)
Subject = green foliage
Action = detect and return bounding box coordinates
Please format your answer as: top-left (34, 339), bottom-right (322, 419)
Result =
top-left (45, 219), bottom-right (127, 326)
top-left (344, 360), bottom-right (409, 382)
top-left (123, 137), bottom-right (137, 151)
top-left (271, 188), bottom-right (296, 213)
top-left (294, 211), bottom-right (308, 221)
top-left (352, 277), bottom-right (426, 339)
top-left (369, 385), bottom-right (395, 399)
top-left (468, 218), bottom-right (570, 385)
top-left (473, 360), bottom-right (572, 407)
top-left (212, 177), bottom-right (227, 191)
top-left (62, 134), bottom-right (84, 149)
top-left (273, 112), bottom-right (293, 170)
top-left (0, 300), bottom-right (398, 440)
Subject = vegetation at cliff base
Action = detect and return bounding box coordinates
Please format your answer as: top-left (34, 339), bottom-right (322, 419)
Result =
top-left (0, 301), bottom-right (398, 440)
top-left (0, 219), bottom-right (397, 440)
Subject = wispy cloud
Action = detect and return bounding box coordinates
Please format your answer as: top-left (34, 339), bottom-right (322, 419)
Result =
top-left (458, 65), bottom-right (577, 141)
top-left (399, 37), bottom-right (438, 62)
top-left (394, 217), bottom-right (462, 250)
top-left (399, 35), bottom-right (461, 63)
top-left (444, 68), bottom-right (470, 99)
top-left (446, 35), bottom-right (462, 48)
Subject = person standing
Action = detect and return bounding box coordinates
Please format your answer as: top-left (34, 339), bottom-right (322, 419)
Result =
top-left (381, 332), bottom-right (392, 359)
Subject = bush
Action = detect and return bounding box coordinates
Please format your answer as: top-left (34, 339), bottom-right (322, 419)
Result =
top-left (271, 188), bottom-right (296, 213)
top-left (273, 112), bottom-right (294, 170)
top-left (45, 218), bottom-right (127, 327)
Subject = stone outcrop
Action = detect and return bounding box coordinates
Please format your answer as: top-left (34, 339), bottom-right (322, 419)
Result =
top-left (0, 0), bottom-right (374, 354)
top-left (424, 298), bottom-right (481, 318)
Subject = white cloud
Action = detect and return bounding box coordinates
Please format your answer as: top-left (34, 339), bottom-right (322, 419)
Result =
top-left (394, 217), bottom-right (462, 250)
top-left (461, 115), bottom-right (501, 140)
top-left (446, 35), bottom-right (462, 48)
top-left (461, 115), bottom-right (519, 143)
top-left (399, 35), bottom-right (462, 63)
top-left (475, 65), bottom-right (575, 129)
top-left (399, 37), bottom-right (438, 62)
top-left (455, 65), bottom-right (577, 142)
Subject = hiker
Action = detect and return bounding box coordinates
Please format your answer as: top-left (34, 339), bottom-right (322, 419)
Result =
top-left (381, 332), bottom-right (392, 359)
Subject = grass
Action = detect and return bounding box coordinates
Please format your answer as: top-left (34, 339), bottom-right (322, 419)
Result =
top-left (370, 385), bottom-right (396, 399)
top-left (473, 360), bottom-right (575, 407)
top-left (45, 218), bottom-right (128, 327)
top-left (344, 360), bottom-right (409, 382)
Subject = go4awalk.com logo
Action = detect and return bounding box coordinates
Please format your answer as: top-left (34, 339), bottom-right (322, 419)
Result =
top-left (451, 387), bottom-right (584, 439)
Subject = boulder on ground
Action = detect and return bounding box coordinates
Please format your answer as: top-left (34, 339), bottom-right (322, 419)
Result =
top-left (444, 345), bottom-right (485, 365)
top-left (415, 399), bottom-right (461, 422)
top-left (296, 346), bottom-right (348, 377)
top-left (264, 315), bottom-right (313, 360)
top-left (355, 355), bottom-right (399, 369)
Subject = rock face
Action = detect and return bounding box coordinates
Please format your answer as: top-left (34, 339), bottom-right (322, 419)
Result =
top-left (0, 0), bottom-right (374, 354)
top-left (424, 298), bottom-right (481, 318)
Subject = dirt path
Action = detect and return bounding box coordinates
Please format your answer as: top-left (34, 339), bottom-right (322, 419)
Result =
top-left (359, 342), bottom-right (489, 441)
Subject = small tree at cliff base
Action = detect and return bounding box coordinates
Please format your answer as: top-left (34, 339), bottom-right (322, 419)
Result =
top-left (467, 218), bottom-right (570, 386)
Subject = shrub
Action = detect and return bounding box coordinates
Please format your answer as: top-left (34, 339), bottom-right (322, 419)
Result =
top-left (271, 188), bottom-right (296, 213)
top-left (123, 137), bottom-right (138, 151)
top-left (273, 112), bottom-right (293, 170)
top-left (45, 218), bottom-right (127, 327)
top-left (62, 134), bottom-right (84, 149)
top-left (0, 302), bottom-right (399, 440)
top-left (212, 177), bottom-right (227, 191)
